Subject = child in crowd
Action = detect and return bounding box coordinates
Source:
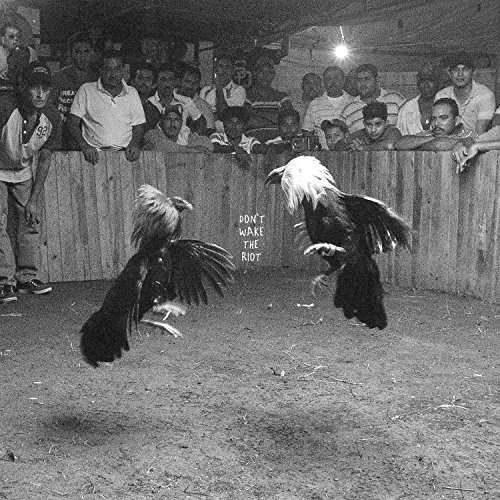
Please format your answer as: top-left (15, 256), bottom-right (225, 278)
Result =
top-left (210, 106), bottom-right (265, 154)
top-left (347, 102), bottom-right (402, 150)
top-left (265, 108), bottom-right (301, 153)
top-left (321, 119), bottom-right (349, 151)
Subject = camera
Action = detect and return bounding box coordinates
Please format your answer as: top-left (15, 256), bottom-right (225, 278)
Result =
top-left (290, 133), bottom-right (320, 153)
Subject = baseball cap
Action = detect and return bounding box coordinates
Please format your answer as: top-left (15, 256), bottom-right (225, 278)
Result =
top-left (446, 51), bottom-right (474, 70)
top-left (23, 61), bottom-right (52, 87)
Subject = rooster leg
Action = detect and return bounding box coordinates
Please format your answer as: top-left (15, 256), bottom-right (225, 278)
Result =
top-left (140, 318), bottom-right (183, 338)
top-left (304, 243), bottom-right (346, 257)
top-left (310, 273), bottom-right (330, 297)
top-left (151, 301), bottom-right (187, 318)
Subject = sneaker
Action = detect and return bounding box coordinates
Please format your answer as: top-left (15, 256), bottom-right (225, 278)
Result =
top-left (0, 284), bottom-right (18, 304)
top-left (17, 279), bottom-right (53, 295)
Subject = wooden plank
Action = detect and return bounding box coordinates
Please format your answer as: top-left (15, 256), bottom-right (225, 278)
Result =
top-left (106, 153), bottom-right (126, 275)
top-left (473, 153), bottom-right (498, 299)
top-left (93, 153), bottom-right (113, 279)
top-left (394, 151), bottom-right (414, 288)
top-left (120, 153), bottom-right (136, 260)
top-left (54, 152), bottom-right (79, 281)
top-left (79, 153), bottom-right (103, 280)
top-left (42, 153), bottom-right (63, 282)
top-left (68, 151), bottom-right (91, 280)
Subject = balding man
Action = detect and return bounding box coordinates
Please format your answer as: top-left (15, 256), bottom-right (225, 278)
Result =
top-left (302, 66), bottom-right (354, 148)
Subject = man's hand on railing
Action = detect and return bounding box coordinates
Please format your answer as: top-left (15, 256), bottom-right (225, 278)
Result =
top-left (81, 144), bottom-right (99, 165)
top-left (452, 143), bottom-right (478, 173)
top-left (125, 143), bottom-right (140, 162)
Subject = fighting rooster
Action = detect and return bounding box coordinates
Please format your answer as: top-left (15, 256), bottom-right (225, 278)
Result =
top-left (265, 156), bottom-right (410, 329)
top-left (80, 185), bottom-right (235, 367)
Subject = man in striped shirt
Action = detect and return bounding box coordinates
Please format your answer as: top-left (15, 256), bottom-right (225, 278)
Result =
top-left (302, 66), bottom-right (354, 148)
top-left (340, 64), bottom-right (405, 133)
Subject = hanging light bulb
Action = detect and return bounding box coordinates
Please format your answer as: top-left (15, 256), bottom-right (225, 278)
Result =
top-left (333, 25), bottom-right (350, 60)
top-left (334, 43), bottom-right (349, 59)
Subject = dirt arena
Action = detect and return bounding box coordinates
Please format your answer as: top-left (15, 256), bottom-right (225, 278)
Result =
top-left (0, 269), bottom-right (498, 499)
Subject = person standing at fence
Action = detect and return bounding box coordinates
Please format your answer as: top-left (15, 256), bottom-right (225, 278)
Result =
top-left (397, 67), bottom-right (440, 135)
top-left (245, 61), bottom-right (293, 142)
top-left (51, 33), bottom-right (97, 150)
top-left (67, 50), bottom-right (145, 164)
top-left (174, 64), bottom-right (215, 135)
top-left (341, 102), bottom-right (401, 151)
top-left (296, 72), bottom-right (323, 126)
top-left (395, 98), bottom-right (474, 151)
top-left (434, 52), bottom-right (495, 135)
top-left (303, 66), bottom-right (354, 149)
top-left (0, 63), bottom-right (61, 304)
top-left (200, 54), bottom-right (246, 132)
top-left (143, 105), bottom-right (213, 153)
top-left (340, 64), bottom-right (405, 133)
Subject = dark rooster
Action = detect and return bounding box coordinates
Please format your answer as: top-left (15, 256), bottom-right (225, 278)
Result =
top-left (265, 156), bottom-right (410, 329)
top-left (80, 185), bottom-right (235, 366)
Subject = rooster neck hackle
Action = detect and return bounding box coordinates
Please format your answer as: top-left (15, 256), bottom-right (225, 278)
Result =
top-left (280, 156), bottom-right (339, 214)
top-left (131, 185), bottom-right (187, 249)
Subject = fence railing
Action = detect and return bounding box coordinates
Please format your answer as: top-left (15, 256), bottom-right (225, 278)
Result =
top-left (26, 150), bottom-right (499, 303)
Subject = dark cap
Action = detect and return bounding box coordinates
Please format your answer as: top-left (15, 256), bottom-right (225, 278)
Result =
top-left (23, 61), bottom-right (52, 87)
top-left (446, 51), bottom-right (474, 70)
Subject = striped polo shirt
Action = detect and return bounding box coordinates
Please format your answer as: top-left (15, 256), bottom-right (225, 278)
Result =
top-left (302, 91), bottom-right (354, 132)
top-left (340, 88), bottom-right (405, 133)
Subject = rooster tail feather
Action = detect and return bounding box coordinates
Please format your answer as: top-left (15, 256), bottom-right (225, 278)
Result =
top-left (80, 310), bottom-right (130, 367)
top-left (334, 255), bottom-right (387, 329)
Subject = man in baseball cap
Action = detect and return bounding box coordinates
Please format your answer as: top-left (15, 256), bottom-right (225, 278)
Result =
top-left (434, 51), bottom-right (495, 134)
top-left (0, 60), bottom-right (60, 303)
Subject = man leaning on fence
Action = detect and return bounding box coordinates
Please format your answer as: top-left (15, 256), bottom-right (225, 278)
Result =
top-left (0, 62), bottom-right (61, 304)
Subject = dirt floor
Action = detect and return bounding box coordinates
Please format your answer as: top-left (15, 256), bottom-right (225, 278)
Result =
top-left (0, 268), bottom-right (499, 500)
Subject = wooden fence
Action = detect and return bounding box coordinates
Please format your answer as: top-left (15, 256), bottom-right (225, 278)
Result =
top-left (26, 150), bottom-right (499, 303)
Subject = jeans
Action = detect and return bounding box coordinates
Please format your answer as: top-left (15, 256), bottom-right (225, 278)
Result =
top-left (0, 179), bottom-right (39, 285)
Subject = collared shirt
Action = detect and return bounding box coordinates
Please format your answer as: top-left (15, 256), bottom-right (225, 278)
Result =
top-left (200, 81), bottom-right (246, 132)
top-left (210, 132), bottom-right (260, 154)
top-left (199, 80), bottom-right (246, 110)
top-left (303, 91), bottom-right (354, 131)
top-left (147, 92), bottom-right (193, 146)
top-left (397, 95), bottom-right (428, 136)
top-left (340, 88), bottom-right (405, 133)
top-left (434, 80), bottom-right (495, 132)
top-left (303, 91), bottom-right (355, 148)
top-left (70, 78), bottom-right (145, 149)
top-left (0, 94), bottom-right (61, 183)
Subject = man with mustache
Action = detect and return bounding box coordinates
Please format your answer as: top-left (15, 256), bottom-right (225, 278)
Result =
top-left (434, 52), bottom-right (494, 135)
top-left (395, 98), bottom-right (474, 151)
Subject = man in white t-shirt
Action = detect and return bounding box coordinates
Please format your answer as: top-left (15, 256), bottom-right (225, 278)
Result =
top-left (67, 50), bottom-right (145, 164)
top-left (434, 52), bottom-right (495, 135)
top-left (302, 66), bottom-right (354, 148)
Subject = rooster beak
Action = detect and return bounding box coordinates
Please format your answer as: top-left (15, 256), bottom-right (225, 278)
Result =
top-left (265, 168), bottom-right (283, 186)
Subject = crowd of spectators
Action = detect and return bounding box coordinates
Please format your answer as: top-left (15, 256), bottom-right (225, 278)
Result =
top-left (2, 24), bottom-right (500, 169)
top-left (1, 21), bottom-right (500, 303)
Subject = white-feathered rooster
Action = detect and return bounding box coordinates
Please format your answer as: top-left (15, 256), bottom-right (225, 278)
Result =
top-left (265, 156), bottom-right (410, 329)
top-left (80, 185), bottom-right (235, 366)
